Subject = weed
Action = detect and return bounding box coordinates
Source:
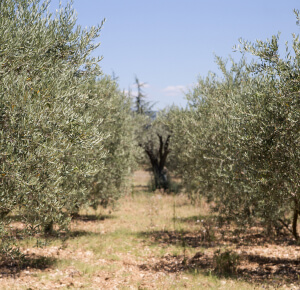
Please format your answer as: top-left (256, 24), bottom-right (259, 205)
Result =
top-left (199, 218), bottom-right (216, 242)
top-left (213, 249), bottom-right (240, 275)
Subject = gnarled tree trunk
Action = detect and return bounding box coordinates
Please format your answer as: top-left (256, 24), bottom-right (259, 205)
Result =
top-left (142, 134), bottom-right (171, 190)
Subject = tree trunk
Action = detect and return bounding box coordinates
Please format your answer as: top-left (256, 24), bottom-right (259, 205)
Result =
top-left (44, 221), bottom-right (54, 235)
top-left (153, 164), bottom-right (168, 190)
top-left (292, 198), bottom-right (299, 240)
top-left (143, 134), bottom-right (171, 191)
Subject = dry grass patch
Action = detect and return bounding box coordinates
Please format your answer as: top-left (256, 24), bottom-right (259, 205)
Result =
top-left (0, 170), bottom-right (299, 289)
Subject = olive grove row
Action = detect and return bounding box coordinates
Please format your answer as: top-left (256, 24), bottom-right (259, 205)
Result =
top-left (0, 0), bottom-right (299, 262)
top-left (0, 0), bottom-right (136, 256)
top-left (169, 14), bottom-right (300, 239)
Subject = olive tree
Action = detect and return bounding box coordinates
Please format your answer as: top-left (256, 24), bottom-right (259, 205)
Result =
top-left (85, 76), bottom-right (136, 209)
top-left (138, 113), bottom-right (172, 190)
top-left (132, 79), bottom-right (172, 190)
top-left (171, 18), bottom-right (299, 240)
top-left (0, 0), bottom-right (109, 252)
top-left (234, 16), bottom-right (300, 238)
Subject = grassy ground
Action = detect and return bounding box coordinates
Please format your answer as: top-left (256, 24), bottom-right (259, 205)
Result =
top-left (0, 170), bottom-right (299, 289)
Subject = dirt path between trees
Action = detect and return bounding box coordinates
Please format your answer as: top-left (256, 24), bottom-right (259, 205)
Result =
top-left (0, 170), bottom-right (299, 289)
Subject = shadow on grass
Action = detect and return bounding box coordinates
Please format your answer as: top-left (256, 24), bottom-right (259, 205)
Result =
top-left (246, 253), bottom-right (300, 266)
top-left (237, 253), bottom-right (300, 284)
top-left (139, 250), bottom-right (300, 286)
top-left (138, 230), bottom-right (219, 249)
top-left (72, 214), bottom-right (116, 222)
top-left (6, 213), bottom-right (116, 224)
top-left (139, 252), bottom-right (211, 273)
top-left (0, 255), bottom-right (57, 277)
top-left (138, 227), bottom-right (300, 286)
top-left (65, 230), bottom-right (100, 239)
top-left (5, 212), bottom-right (112, 241)
top-left (172, 215), bottom-right (216, 224)
top-left (149, 214), bottom-right (297, 247)
top-left (42, 229), bottom-right (101, 241)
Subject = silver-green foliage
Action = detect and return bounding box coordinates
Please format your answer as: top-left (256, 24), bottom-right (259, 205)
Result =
top-left (86, 77), bottom-right (136, 208)
top-left (171, 15), bottom-right (300, 238)
top-left (0, 0), bottom-right (132, 250)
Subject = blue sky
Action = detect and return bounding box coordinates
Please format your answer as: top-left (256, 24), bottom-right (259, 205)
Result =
top-left (50, 0), bottom-right (299, 109)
